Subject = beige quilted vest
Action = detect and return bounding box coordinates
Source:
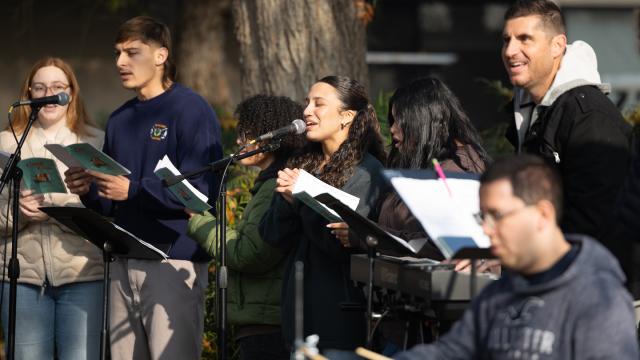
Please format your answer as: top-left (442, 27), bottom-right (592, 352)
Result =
top-left (0, 124), bottom-right (105, 287)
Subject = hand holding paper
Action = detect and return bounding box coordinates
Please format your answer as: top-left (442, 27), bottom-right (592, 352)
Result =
top-left (19, 189), bottom-right (49, 222)
top-left (90, 170), bottom-right (130, 201)
top-left (293, 169), bottom-right (360, 222)
top-left (154, 155), bottom-right (211, 212)
top-left (64, 167), bottom-right (93, 196)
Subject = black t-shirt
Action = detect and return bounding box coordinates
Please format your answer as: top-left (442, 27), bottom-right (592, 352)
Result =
top-left (524, 243), bottom-right (580, 286)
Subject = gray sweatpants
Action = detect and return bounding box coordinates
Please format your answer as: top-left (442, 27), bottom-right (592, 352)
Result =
top-left (108, 258), bottom-right (209, 360)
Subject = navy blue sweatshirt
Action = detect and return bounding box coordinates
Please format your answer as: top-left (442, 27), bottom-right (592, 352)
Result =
top-left (394, 235), bottom-right (639, 360)
top-left (82, 83), bottom-right (222, 261)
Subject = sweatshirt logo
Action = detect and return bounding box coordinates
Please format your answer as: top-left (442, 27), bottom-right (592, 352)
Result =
top-left (150, 124), bottom-right (168, 141)
top-left (488, 297), bottom-right (556, 358)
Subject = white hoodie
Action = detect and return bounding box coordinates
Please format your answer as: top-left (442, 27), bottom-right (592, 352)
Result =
top-left (513, 40), bottom-right (610, 153)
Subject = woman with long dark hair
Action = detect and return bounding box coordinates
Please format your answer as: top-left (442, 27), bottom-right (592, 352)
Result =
top-left (259, 76), bottom-right (386, 351)
top-left (331, 77), bottom-right (490, 260)
top-left (386, 77), bottom-right (489, 171)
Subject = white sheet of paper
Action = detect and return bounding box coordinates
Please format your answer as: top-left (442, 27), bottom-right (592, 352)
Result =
top-left (44, 144), bottom-right (83, 168)
top-left (391, 177), bottom-right (490, 256)
top-left (293, 169), bottom-right (360, 219)
top-left (154, 155), bottom-right (209, 204)
top-left (112, 223), bottom-right (168, 259)
top-left (389, 231), bottom-right (420, 253)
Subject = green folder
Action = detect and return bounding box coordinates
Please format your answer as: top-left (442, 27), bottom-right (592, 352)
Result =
top-left (17, 158), bottom-right (67, 194)
top-left (44, 143), bottom-right (131, 176)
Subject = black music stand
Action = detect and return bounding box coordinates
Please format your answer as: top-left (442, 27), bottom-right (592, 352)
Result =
top-left (381, 169), bottom-right (496, 298)
top-left (315, 193), bottom-right (494, 342)
top-left (315, 193), bottom-right (430, 349)
top-left (40, 206), bottom-right (169, 360)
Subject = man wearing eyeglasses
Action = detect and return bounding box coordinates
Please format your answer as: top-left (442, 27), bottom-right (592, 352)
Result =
top-left (394, 154), bottom-right (638, 360)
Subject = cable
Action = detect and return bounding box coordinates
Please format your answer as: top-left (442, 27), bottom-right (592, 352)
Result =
top-left (0, 177), bottom-right (14, 327)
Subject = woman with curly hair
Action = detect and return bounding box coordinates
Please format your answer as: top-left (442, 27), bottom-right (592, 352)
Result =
top-left (187, 95), bottom-right (305, 360)
top-left (259, 76), bottom-right (386, 351)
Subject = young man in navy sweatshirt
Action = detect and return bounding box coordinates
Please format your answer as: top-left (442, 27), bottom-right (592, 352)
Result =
top-left (65, 16), bottom-right (222, 359)
top-left (395, 155), bottom-right (639, 360)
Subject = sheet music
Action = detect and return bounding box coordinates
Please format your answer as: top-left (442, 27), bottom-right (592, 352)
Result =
top-left (112, 223), bottom-right (169, 259)
top-left (43, 144), bottom-right (83, 168)
top-left (293, 169), bottom-right (359, 221)
top-left (390, 177), bottom-right (490, 258)
top-left (45, 143), bottom-right (131, 175)
top-left (154, 155), bottom-right (211, 212)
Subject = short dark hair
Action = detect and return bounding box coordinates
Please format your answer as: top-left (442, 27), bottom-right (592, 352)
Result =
top-left (480, 154), bottom-right (563, 221)
top-left (235, 95), bottom-right (306, 158)
top-left (504, 0), bottom-right (565, 36)
top-left (116, 16), bottom-right (176, 86)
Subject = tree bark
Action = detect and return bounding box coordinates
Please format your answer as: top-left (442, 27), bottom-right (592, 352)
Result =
top-left (176, 0), bottom-right (240, 111)
top-left (232, 0), bottom-right (369, 102)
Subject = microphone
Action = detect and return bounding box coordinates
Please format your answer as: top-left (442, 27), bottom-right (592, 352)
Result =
top-left (12, 92), bottom-right (70, 108)
top-left (248, 119), bottom-right (306, 145)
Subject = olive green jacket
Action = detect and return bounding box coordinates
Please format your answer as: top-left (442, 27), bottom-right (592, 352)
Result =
top-left (187, 177), bottom-right (285, 326)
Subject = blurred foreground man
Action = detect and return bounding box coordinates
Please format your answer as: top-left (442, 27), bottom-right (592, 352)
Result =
top-left (395, 155), bottom-right (639, 360)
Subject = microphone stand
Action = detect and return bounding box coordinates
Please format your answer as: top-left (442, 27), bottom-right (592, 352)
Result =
top-left (0, 105), bottom-right (42, 360)
top-left (162, 142), bottom-right (281, 360)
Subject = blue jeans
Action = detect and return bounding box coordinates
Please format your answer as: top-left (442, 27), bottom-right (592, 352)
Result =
top-left (1, 281), bottom-right (103, 360)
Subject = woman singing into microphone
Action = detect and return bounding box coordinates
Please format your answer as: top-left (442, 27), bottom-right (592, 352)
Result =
top-left (0, 57), bottom-right (104, 359)
top-left (259, 76), bottom-right (386, 351)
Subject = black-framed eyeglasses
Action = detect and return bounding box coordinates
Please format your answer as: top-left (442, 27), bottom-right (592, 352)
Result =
top-left (474, 205), bottom-right (533, 228)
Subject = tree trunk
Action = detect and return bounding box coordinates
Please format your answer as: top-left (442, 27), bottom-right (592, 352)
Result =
top-left (176, 0), bottom-right (240, 112)
top-left (232, 0), bottom-right (369, 102)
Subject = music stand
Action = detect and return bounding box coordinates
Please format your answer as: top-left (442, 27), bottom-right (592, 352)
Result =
top-left (40, 206), bottom-right (169, 360)
top-left (315, 193), bottom-right (418, 348)
top-left (381, 169), bottom-right (496, 297)
top-left (315, 193), bottom-right (495, 342)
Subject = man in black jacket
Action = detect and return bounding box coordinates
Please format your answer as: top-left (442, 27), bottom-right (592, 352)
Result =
top-left (502, 0), bottom-right (632, 278)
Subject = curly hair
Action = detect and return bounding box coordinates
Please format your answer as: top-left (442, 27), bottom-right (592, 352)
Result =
top-left (387, 77), bottom-right (489, 170)
top-left (235, 94), bottom-right (306, 158)
top-left (288, 76), bottom-right (386, 188)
